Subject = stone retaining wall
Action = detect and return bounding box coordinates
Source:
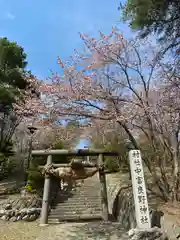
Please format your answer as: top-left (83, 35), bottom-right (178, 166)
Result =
top-left (0, 192), bottom-right (42, 222)
top-left (106, 172), bottom-right (130, 216)
top-left (106, 172), bottom-right (161, 231)
top-left (113, 185), bottom-right (136, 230)
top-left (106, 173), bottom-right (135, 229)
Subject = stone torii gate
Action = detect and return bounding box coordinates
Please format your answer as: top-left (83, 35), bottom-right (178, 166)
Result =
top-left (31, 148), bottom-right (118, 226)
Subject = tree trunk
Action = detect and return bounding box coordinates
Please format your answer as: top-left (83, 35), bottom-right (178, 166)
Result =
top-left (158, 155), bottom-right (170, 199)
top-left (171, 154), bottom-right (179, 202)
top-left (170, 141), bottom-right (180, 202)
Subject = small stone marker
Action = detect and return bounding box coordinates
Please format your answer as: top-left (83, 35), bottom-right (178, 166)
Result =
top-left (129, 149), bottom-right (151, 229)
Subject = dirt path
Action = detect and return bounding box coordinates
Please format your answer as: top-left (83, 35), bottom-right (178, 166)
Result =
top-left (1, 209), bottom-right (180, 240)
top-left (0, 221), bottom-right (129, 240)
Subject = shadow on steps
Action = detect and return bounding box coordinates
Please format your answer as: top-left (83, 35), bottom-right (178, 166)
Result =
top-left (50, 186), bottom-right (75, 209)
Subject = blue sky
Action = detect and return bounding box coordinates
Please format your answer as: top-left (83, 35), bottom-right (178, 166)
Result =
top-left (0, 0), bottom-right (132, 148)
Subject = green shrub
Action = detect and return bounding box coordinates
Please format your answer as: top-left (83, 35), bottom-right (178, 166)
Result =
top-left (104, 157), bottom-right (120, 172)
top-left (27, 167), bottom-right (44, 191)
top-left (25, 181), bottom-right (33, 192)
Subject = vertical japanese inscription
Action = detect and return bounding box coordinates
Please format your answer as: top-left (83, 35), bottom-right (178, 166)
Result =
top-left (129, 150), bottom-right (151, 229)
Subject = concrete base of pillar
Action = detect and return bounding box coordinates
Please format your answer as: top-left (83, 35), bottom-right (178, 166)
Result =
top-left (128, 227), bottom-right (169, 240)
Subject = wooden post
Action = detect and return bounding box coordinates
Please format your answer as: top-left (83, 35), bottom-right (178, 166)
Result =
top-left (39, 154), bottom-right (52, 226)
top-left (98, 153), bottom-right (109, 221)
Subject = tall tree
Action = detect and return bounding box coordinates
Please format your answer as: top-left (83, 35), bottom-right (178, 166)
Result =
top-left (0, 37), bottom-right (40, 158)
top-left (0, 37), bottom-right (29, 105)
top-left (120, 0), bottom-right (180, 55)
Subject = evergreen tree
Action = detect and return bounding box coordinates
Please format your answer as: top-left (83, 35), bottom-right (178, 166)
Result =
top-left (121, 0), bottom-right (180, 54)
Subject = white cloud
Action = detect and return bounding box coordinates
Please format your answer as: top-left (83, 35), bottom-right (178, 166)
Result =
top-left (6, 12), bottom-right (15, 20)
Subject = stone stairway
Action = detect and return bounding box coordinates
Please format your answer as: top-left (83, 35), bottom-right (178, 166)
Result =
top-left (48, 174), bottom-right (102, 223)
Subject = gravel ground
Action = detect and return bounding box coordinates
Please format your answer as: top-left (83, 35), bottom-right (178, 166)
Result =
top-left (0, 209), bottom-right (180, 240)
top-left (0, 221), bottom-right (129, 240)
top-left (1, 208), bottom-right (180, 240)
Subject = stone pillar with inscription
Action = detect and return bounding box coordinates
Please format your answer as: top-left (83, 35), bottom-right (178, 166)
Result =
top-left (128, 150), bottom-right (168, 240)
top-left (129, 149), bottom-right (150, 229)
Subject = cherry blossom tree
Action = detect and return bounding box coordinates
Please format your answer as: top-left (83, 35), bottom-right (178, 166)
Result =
top-left (14, 78), bottom-right (82, 155)
top-left (43, 28), bottom-right (180, 201)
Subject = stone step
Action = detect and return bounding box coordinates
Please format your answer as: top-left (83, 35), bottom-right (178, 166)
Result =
top-left (49, 214), bottom-right (102, 219)
top-left (75, 193), bottom-right (101, 197)
top-left (66, 197), bottom-right (101, 201)
top-left (57, 197), bottom-right (100, 201)
top-left (56, 197), bottom-right (101, 203)
top-left (50, 210), bottom-right (102, 216)
top-left (49, 207), bottom-right (101, 214)
top-left (48, 213), bottom-right (102, 222)
top-left (52, 201), bottom-right (100, 206)
top-left (50, 207), bottom-right (102, 212)
top-left (54, 202), bottom-right (101, 207)
top-left (76, 188), bottom-right (100, 190)
top-left (52, 203), bottom-right (101, 208)
top-left (76, 185), bottom-right (100, 188)
top-left (77, 189), bottom-right (100, 192)
top-left (55, 200), bottom-right (101, 205)
top-left (60, 187), bottom-right (99, 190)
top-left (52, 204), bottom-right (101, 210)
top-left (51, 202), bottom-right (101, 207)
top-left (50, 211), bottom-right (102, 216)
top-left (49, 213), bottom-right (102, 219)
top-left (52, 206), bottom-right (101, 211)
top-left (54, 196), bottom-right (100, 202)
top-left (58, 189), bottom-right (100, 194)
top-left (50, 212), bottom-right (102, 217)
top-left (79, 187), bottom-right (100, 189)
top-left (72, 189), bottom-right (100, 192)
top-left (59, 193), bottom-right (99, 196)
top-left (66, 193), bottom-right (100, 197)
top-left (67, 196), bottom-right (101, 200)
top-left (63, 202), bottom-right (101, 207)
top-left (51, 208), bottom-right (101, 213)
